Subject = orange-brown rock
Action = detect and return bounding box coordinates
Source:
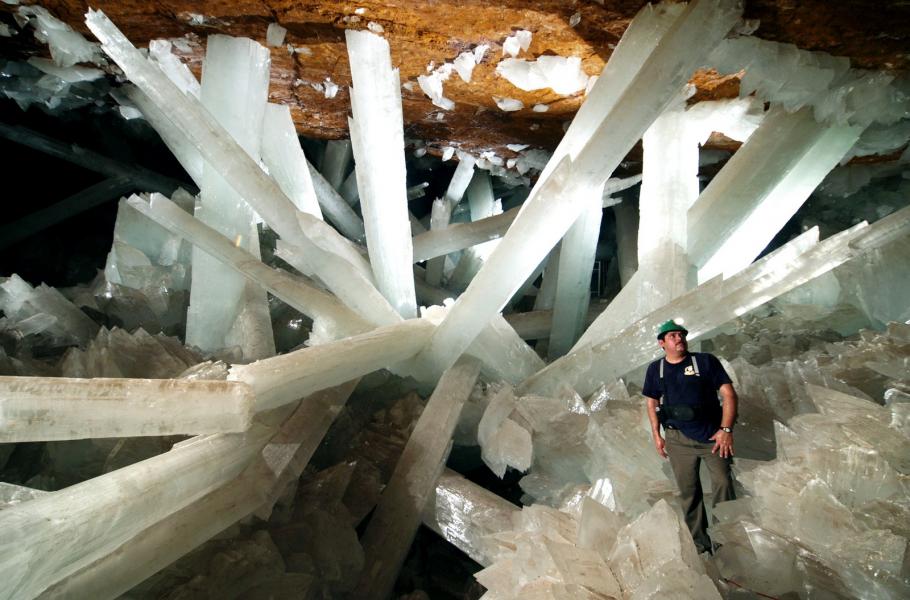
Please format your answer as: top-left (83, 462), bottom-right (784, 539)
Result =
top-left (5, 1), bottom-right (909, 157)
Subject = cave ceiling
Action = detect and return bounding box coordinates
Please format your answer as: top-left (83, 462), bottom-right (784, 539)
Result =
top-left (2, 0), bottom-right (910, 161)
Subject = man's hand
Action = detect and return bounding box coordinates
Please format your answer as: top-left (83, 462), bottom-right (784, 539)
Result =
top-left (653, 433), bottom-right (668, 459)
top-left (709, 429), bottom-right (734, 458)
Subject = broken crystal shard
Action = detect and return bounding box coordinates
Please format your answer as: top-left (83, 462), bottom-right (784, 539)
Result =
top-left (502, 29), bottom-right (532, 57)
top-left (39, 381), bottom-right (358, 600)
top-left (493, 95), bottom-right (524, 111)
top-left (229, 319), bottom-right (433, 411)
top-left (496, 56), bottom-right (589, 95)
top-left (354, 356), bottom-right (481, 600)
top-left (0, 425), bottom-right (273, 599)
top-left (260, 103), bottom-right (323, 219)
top-left (131, 194), bottom-right (370, 340)
top-left (345, 29), bottom-right (418, 319)
top-left (0, 375), bottom-right (254, 442)
top-left (548, 191), bottom-right (603, 359)
top-left (422, 468), bottom-right (519, 566)
top-left (426, 155), bottom-right (475, 285)
top-left (414, 0), bottom-right (741, 379)
top-left (477, 386), bottom-right (531, 477)
top-left (453, 50), bottom-right (476, 82)
top-left (524, 205), bottom-right (910, 397)
top-left (690, 106), bottom-right (864, 281)
top-left (185, 34), bottom-right (274, 359)
top-left (265, 22), bottom-right (286, 47)
top-left (19, 5), bottom-right (100, 68)
top-left (147, 39), bottom-right (200, 98)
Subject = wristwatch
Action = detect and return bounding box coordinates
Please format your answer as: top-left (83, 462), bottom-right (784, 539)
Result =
top-left (720, 426), bottom-right (733, 433)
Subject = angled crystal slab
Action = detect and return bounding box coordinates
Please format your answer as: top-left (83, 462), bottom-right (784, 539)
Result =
top-left (320, 139), bottom-right (352, 191)
top-left (413, 0), bottom-right (742, 378)
top-left (354, 356), bottom-right (481, 600)
top-left (38, 380), bottom-right (359, 600)
top-left (0, 425), bottom-right (273, 599)
top-left (522, 205), bottom-right (910, 396)
top-left (548, 192), bottom-right (603, 358)
top-left (411, 206), bottom-right (519, 263)
top-left (131, 194), bottom-right (371, 340)
top-left (422, 468), bottom-right (519, 566)
top-left (306, 158), bottom-right (366, 242)
top-left (0, 375), bottom-right (254, 442)
top-left (260, 103), bottom-right (322, 219)
top-left (345, 29), bottom-right (417, 319)
top-left (85, 10), bottom-right (372, 311)
top-left (689, 106), bottom-right (864, 280)
top-left (229, 319), bottom-right (434, 411)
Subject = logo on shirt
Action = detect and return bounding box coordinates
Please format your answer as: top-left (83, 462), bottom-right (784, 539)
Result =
top-left (684, 365), bottom-right (695, 376)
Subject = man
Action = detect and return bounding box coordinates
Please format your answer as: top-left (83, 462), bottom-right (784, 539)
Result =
top-left (642, 319), bottom-right (737, 554)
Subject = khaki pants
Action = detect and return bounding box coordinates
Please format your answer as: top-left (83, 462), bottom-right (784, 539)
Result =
top-left (665, 428), bottom-right (735, 553)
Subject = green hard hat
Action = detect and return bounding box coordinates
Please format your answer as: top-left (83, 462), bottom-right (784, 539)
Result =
top-left (657, 319), bottom-right (688, 340)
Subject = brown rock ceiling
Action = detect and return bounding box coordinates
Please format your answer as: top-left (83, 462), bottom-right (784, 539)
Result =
top-left (5, 0), bottom-right (910, 158)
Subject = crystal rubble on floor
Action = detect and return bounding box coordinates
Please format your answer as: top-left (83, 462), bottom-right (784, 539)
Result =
top-left (60, 325), bottom-right (200, 379)
top-left (185, 34), bottom-right (274, 361)
top-left (353, 356), bottom-right (481, 599)
top-left (523, 204), bottom-right (910, 398)
top-left (691, 106), bottom-right (863, 282)
top-left (345, 29), bottom-right (417, 319)
top-left (474, 497), bottom-right (716, 599)
top-left (40, 380), bottom-right (360, 600)
top-left (425, 152), bottom-right (476, 286)
top-left (0, 274), bottom-right (99, 350)
top-left (709, 389), bottom-right (910, 598)
top-left (86, 12), bottom-right (398, 334)
top-left (477, 385), bottom-right (532, 478)
top-left (0, 375), bottom-right (254, 443)
top-left (130, 194), bottom-right (372, 343)
top-left (413, 0), bottom-right (742, 380)
top-left (101, 192), bottom-right (193, 335)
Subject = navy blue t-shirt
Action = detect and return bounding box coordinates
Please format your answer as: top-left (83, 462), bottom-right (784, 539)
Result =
top-left (642, 352), bottom-right (732, 443)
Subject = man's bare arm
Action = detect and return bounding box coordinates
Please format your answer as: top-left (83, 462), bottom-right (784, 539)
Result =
top-left (645, 396), bottom-right (667, 459)
top-left (709, 383), bottom-right (738, 458)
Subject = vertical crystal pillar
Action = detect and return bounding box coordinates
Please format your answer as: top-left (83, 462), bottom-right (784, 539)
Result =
top-left (345, 30), bottom-right (417, 318)
top-left (260, 103), bottom-right (323, 219)
top-left (548, 191), bottom-right (603, 358)
top-left (185, 35), bottom-right (274, 359)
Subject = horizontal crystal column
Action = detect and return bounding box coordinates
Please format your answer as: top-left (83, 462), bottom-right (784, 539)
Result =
top-left (0, 375), bottom-right (254, 442)
top-left (421, 468), bottom-right (519, 567)
top-left (522, 204), bottom-right (910, 397)
top-left (354, 356), bottom-right (482, 600)
top-left (230, 319), bottom-right (434, 411)
top-left (411, 207), bottom-right (518, 263)
top-left (130, 194), bottom-right (371, 339)
top-left (0, 425), bottom-right (273, 599)
top-left (38, 380), bottom-right (360, 600)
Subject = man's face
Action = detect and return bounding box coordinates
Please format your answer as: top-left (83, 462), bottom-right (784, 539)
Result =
top-left (660, 330), bottom-right (688, 354)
